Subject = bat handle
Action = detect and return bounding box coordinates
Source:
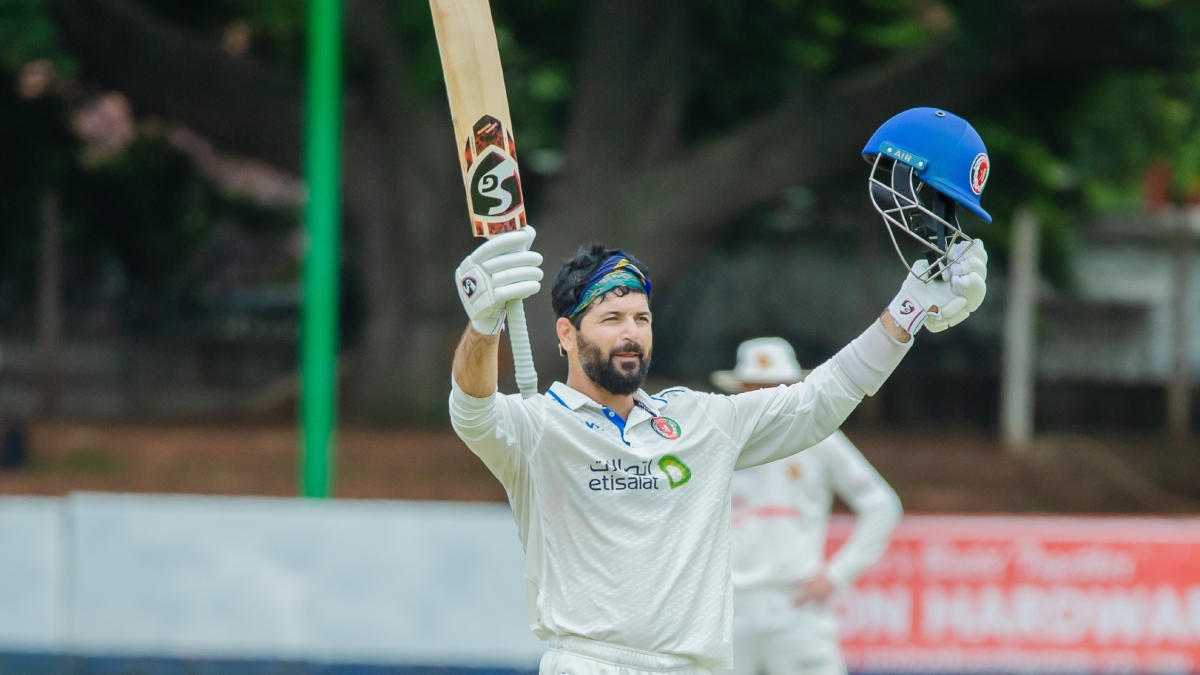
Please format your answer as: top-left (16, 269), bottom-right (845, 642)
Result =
top-left (506, 298), bottom-right (538, 398)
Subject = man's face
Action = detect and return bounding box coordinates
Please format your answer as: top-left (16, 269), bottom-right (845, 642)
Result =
top-left (569, 292), bottom-right (653, 396)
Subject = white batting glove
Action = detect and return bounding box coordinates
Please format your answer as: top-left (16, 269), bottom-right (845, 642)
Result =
top-left (455, 227), bottom-right (543, 335)
top-left (887, 240), bottom-right (988, 335)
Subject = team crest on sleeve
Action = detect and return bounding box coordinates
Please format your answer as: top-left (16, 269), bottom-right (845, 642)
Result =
top-left (970, 153), bottom-right (989, 196)
top-left (651, 416), bottom-right (682, 441)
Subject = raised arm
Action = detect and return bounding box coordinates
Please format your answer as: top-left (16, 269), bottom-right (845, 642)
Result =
top-left (449, 227), bottom-right (544, 492)
top-left (723, 240), bottom-right (989, 469)
top-left (728, 318), bottom-right (912, 470)
top-left (454, 327), bottom-right (501, 398)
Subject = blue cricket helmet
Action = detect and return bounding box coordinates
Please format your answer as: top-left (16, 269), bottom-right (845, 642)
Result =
top-left (863, 107), bottom-right (992, 223)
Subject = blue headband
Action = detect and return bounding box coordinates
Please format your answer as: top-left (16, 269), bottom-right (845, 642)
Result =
top-left (562, 253), bottom-right (652, 318)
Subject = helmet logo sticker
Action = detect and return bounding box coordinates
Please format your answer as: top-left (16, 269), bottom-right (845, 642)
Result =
top-left (970, 153), bottom-right (990, 196)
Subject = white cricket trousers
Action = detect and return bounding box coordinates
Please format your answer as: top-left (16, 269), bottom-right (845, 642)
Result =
top-left (723, 585), bottom-right (847, 675)
top-left (540, 636), bottom-right (712, 675)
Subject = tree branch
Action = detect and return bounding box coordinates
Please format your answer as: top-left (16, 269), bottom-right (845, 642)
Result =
top-left (609, 0), bottom-right (1177, 277)
top-left (621, 44), bottom-right (971, 253)
top-left (50, 0), bottom-right (303, 169)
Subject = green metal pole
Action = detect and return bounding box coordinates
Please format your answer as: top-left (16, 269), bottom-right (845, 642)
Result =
top-left (300, 0), bottom-right (342, 498)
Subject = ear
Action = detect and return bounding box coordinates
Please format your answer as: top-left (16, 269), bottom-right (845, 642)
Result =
top-left (555, 317), bottom-right (577, 354)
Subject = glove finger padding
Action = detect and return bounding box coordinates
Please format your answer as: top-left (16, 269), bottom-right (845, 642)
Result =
top-left (955, 272), bottom-right (987, 312)
top-left (481, 250), bottom-right (542, 274)
top-left (924, 317), bottom-right (950, 333)
top-left (492, 266), bottom-right (544, 287)
top-left (952, 256), bottom-right (986, 282)
top-left (968, 239), bottom-right (988, 264)
top-left (494, 280), bottom-right (542, 304)
top-left (936, 295), bottom-right (967, 319)
top-left (470, 227), bottom-right (536, 262)
top-left (952, 241), bottom-right (988, 277)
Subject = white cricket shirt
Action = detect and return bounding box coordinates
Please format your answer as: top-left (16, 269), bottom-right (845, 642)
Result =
top-left (449, 321), bottom-right (911, 669)
top-left (729, 431), bottom-right (902, 592)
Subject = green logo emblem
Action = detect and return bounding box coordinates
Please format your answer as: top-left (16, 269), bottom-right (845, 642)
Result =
top-left (658, 454), bottom-right (692, 489)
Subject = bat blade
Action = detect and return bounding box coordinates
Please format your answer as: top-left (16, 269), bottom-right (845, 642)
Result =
top-left (432, 0), bottom-right (538, 399)
top-left (430, 0), bottom-right (527, 239)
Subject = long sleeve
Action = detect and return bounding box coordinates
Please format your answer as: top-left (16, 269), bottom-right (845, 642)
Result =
top-left (710, 320), bottom-right (912, 470)
top-left (822, 432), bottom-right (903, 589)
top-left (448, 378), bottom-right (544, 490)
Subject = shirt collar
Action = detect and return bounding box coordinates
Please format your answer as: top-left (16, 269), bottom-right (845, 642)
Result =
top-left (546, 382), bottom-right (661, 417)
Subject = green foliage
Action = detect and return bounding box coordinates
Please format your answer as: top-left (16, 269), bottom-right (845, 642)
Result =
top-left (688, 0), bottom-right (929, 139)
top-left (1069, 72), bottom-right (1200, 208)
top-left (0, 0), bottom-right (75, 73)
top-left (389, 1), bottom-right (448, 96)
top-left (492, 1), bottom-right (581, 154)
top-left (930, 0), bottom-right (1200, 287)
top-left (5, 0), bottom-right (1200, 302)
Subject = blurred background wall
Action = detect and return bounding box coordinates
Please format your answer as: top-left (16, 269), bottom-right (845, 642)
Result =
top-left (0, 495), bottom-right (543, 670)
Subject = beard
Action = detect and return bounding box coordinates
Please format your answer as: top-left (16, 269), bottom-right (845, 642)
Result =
top-left (577, 332), bottom-right (651, 396)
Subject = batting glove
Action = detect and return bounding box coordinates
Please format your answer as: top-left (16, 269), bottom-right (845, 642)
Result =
top-left (455, 227), bottom-right (543, 335)
top-left (887, 240), bottom-right (988, 335)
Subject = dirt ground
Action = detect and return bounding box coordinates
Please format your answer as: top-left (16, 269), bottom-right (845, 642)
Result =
top-left (2, 421), bottom-right (1199, 513)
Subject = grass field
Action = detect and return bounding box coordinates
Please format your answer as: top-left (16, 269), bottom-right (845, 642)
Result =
top-left (3, 423), bottom-right (1198, 514)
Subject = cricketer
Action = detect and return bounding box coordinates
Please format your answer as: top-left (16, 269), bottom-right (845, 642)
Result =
top-left (449, 108), bottom-right (991, 675)
top-left (713, 338), bottom-right (902, 675)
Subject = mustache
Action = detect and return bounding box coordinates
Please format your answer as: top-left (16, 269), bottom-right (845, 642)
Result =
top-left (608, 342), bottom-right (644, 358)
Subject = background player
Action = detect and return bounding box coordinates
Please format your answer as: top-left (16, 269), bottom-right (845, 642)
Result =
top-left (713, 338), bottom-right (902, 675)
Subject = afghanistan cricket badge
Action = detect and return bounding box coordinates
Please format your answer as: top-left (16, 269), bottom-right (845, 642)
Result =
top-left (463, 115), bottom-right (526, 237)
top-left (970, 153), bottom-right (990, 196)
top-left (651, 416), bottom-right (682, 441)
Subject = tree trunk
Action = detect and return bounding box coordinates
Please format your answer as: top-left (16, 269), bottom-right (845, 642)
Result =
top-left (38, 190), bottom-right (63, 418)
top-left (1000, 208), bottom-right (1041, 451)
top-left (340, 0), bottom-right (471, 420)
top-left (1167, 206), bottom-right (1191, 445)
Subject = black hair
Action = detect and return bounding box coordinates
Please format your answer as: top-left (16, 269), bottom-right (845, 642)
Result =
top-left (551, 243), bottom-right (651, 327)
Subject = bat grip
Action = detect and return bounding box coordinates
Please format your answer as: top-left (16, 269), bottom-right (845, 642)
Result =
top-left (506, 298), bottom-right (538, 398)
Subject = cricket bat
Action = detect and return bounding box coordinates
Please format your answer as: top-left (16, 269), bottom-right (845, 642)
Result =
top-left (430, 0), bottom-right (538, 398)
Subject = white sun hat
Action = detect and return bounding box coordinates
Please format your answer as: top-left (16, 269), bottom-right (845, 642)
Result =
top-left (710, 337), bottom-right (805, 393)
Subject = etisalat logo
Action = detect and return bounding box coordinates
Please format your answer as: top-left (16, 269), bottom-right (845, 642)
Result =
top-left (587, 454), bottom-right (692, 491)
